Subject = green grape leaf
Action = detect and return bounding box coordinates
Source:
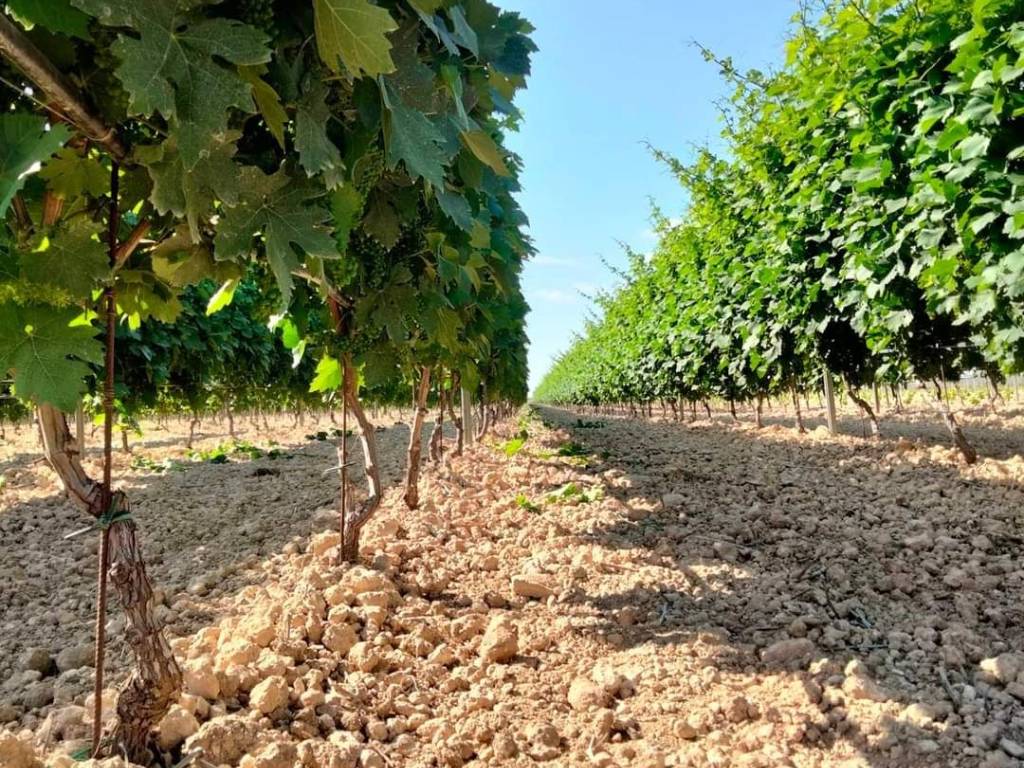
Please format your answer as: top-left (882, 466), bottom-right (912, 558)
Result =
top-left (330, 184), bottom-right (364, 252)
top-left (460, 129), bottom-right (509, 176)
top-left (239, 66), bottom-right (287, 149)
top-left (215, 170), bottom-right (339, 307)
top-left (361, 347), bottom-right (397, 388)
top-left (0, 114), bottom-right (69, 219)
top-left (20, 219), bottom-right (109, 297)
top-left (37, 148), bottom-right (108, 200)
top-left (151, 225), bottom-right (241, 287)
top-left (385, 21), bottom-right (439, 113)
top-left (436, 187), bottom-right (474, 231)
top-left (137, 134), bottom-right (242, 241)
top-left (414, 9), bottom-right (459, 56)
top-left (313, 0), bottom-right (398, 77)
top-left (116, 273), bottom-right (183, 329)
top-left (958, 133), bottom-right (990, 160)
top-left (296, 83), bottom-right (345, 188)
top-left (7, 0), bottom-right (89, 38)
top-left (0, 303), bottom-right (101, 410)
top-left (206, 278), bottom-right (239, 315)
top-left (381, 82), bottom-right (448, 188)
top-left (362, 189), bottom-right (401, 248)
top-left (309, 353), bottom-right (342, 392)
top-left (447, 6), bottom-right (478, 57)
top-left (74, 0), bottom-right (270, 168)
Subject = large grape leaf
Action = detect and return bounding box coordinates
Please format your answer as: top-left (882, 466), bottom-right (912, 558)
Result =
top-left (0, 303), bottom-right (101, 410)
top-left (239, 66), bottom-right (287, 148)
top-left (309, 354), bottom-right (342, 393)
top-left (215, 170), bottom-right (340, 306)
top-left (19, 219), bottom-right (109, 297)
top-left (137, 134), bottom-right (242, 241)
top-left (381, 82), bottom-right (448, 188)
top-left (296, 84), bottom-right (345, 188)
top-left (460, 128), bottom-right (509, 176)
top-left (447, 6), bottom-right (478, 56)
top-left (330, 185), bottom-right (364, 252)
top-left (7, 0), bottom-right (89, 38)
top-left (436, 188), bottom-right (474, 232)
top-left (151, 225), bottom-right (242, 287)
top-left (38, 148), bottom-right (108, 200)
top-left (0, 114), bottom-right (69, 219)
top-left (313, 0), bottom-right (398, 77)
top-left (74, 0), bottom-right (270, 168)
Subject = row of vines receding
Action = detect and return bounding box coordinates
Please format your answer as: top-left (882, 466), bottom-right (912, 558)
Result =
top-left (534, 0), bottom-right (1024, 464)
top-left (0, 0), bottom-right (534, 761)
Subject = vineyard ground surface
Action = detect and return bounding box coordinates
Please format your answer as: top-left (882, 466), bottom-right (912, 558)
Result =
top-left (0, 405), bottom-right (1023, 767)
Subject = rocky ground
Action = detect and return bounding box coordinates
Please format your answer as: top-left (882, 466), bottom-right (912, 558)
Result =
top-left (2, 400), bottom-right (1024, 767)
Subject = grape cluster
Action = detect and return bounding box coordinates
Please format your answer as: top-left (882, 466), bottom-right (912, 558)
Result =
top-left (353, 148), bottom-right (385, 197)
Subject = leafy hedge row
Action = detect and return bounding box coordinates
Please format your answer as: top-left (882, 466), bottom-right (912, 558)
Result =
top-left (536, 0), bottom-right (1023, 409)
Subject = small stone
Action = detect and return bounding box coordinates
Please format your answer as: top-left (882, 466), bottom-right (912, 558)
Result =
top-left (249, 676), bottom-right (289, 715)
top-left (343, 567), bottom-right (389, 595)
top-left (761, 638), bottom-right (814, 668)
top-left (240, 742), bottom-right (299, 768)
top-left (1001, 738), bottom-right (1024, 759)
top-left (56, 645), bottom-right (94, 672)
top-left (511, 574), bottom-right (556, 600)
top-left (567, 677), bottom-right (609, 711)
top-left (842, 660), bottom-right (891, 703)
top-left (971, 723), bottom-right (1002, 750)
top-left (661, 493), bottom-right (685, 510)
top-left (479, 615), bottom-right (518, 663)
top-left (980, 653), bottom-right (1024, 685)
top-left (22, 681), bottom-right (54, 710)
top-left (37, 704), bottom-right (86, 742)
top-left (183, 662), bottom-right (219, 700)
top-left (903, 532), bottom-right (933, 551)
top-left (0, 733), bottom-right (39, 768)
top-left (157, 705), bottom-right (199, 749)
top-left (322, 623), bottom-right (357, 655)
top-left (1005, 681), bottom-right (1024, 700)
top-left (359, 747), bottom-right (385, 768)
top-left (348, 642), bottom-right (382, 673)
top-left (184, 715), bottom-right (257, 765)
top-left (616, 606), bottom-right (639, 627)
top-left (675, 720), bottom-right (700, 741)
top-left (712, 541), bottom-right (738, 562)
top-left (21, 649), bottom-right (54, 676)
top-left (901, 702), bottom-right (939, 727)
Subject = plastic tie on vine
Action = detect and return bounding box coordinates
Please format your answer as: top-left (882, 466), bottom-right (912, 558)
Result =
top-left (63, 501), bottom-right (133, 539)
top-left (321, 461), bottom-right (357, 476)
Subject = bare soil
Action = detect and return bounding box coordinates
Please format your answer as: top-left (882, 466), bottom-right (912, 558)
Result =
top-left (2, 400), bottom-right (1024, 768)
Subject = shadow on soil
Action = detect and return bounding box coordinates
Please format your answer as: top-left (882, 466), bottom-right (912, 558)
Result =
top-left (533, 404), bottom-right (1024, 768)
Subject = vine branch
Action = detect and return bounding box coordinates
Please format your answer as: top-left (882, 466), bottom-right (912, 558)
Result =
top-left (0, 12), bottom-right (127, 161)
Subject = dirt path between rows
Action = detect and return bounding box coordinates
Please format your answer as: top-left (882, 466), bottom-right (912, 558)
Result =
top-left (2, 404), bottom-right (1024, 767)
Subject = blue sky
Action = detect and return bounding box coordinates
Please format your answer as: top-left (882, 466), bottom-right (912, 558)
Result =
top-left (500, 0), bottom-right (799, 392)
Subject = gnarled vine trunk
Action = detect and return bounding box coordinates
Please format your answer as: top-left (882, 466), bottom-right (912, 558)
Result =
top-left (340, 355), bottom-right (382, 562)
top-left (403, 366), bottom-right (432, 510)
top-left (791, 386), bottom-right (806, 434)
top-left (843, 379), bottom-right (880, 438)
top-left (933, 379), bottom-right (978, 465)
top-left (429, 370), bottom-right (445, 464)
top-left (754, 394), bottom-right (764, 428)
top-left (36, 404), bottom-right (181, 763)
top-left (447, 373), bottom-right (464, 456)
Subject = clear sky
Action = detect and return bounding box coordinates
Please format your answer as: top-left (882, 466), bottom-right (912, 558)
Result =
top-left (500, 0), bottom-right (799, 392)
